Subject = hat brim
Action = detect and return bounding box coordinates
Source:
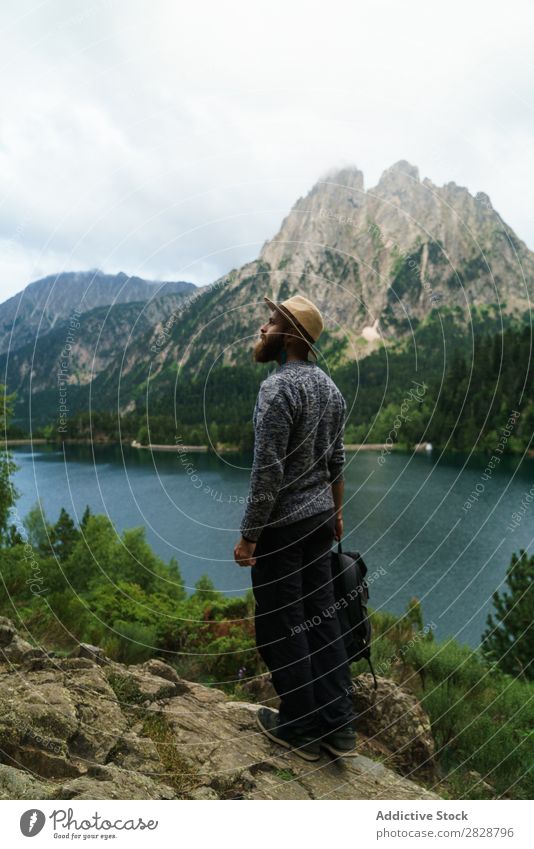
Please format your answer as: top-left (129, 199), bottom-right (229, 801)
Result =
top-left (264, 296), bottom-right (279, 314)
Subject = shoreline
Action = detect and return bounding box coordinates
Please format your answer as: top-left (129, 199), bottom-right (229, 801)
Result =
top-left (1, 438), bottom-right (420, 453)
top-left (1, 438), bottom-right (48, 446)
top-left (4, 438), bottom-right (534, 459)
top-left (131, 440), bottom-right (419, 454)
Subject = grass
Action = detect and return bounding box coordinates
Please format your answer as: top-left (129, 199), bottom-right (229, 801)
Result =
top-left (106, 672), bottom-right (145, 706)
top-left (141, 712), bottom-right (199, 797)
top-left (275, 768), bottom-right (297, 781)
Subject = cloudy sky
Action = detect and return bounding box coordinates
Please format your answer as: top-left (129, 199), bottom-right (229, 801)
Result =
top-left (0, 0), bottom-right (533, 302)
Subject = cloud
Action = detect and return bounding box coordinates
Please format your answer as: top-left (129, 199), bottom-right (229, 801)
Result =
top-left (0, 0), bottom-right (533, 300)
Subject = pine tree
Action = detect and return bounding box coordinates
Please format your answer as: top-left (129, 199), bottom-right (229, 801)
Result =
top-left (23, 502), bottom-right (51, 552)
top-left (481, 549), bottom-right (533, 680)
top-left (194, 574), bottom-right (217, 602)
top-left (80, 505), bottom-right (93, 530)
top-left (50, 508), bottom-right (80, 562)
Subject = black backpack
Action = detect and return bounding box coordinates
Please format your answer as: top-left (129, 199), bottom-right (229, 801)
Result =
top-left (330, 540), bottom-right (377, 689)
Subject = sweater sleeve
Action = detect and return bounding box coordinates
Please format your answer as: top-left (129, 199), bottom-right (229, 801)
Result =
top-left (327, 395), bottom-right (346, 483)
top-left (240, 380), bottom-right (295, 542)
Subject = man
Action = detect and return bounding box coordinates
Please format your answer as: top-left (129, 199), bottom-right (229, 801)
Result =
top-left (233, 293), bottom-right (356, 762)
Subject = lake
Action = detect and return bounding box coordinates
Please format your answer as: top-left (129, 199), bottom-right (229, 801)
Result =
top-left (10, 443), bottom-right (534, 649)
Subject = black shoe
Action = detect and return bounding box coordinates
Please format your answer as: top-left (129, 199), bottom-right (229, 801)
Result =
top-left (320, 724), bottom-right (358, 758)
top-left (255, 707), bottom-right (321, 762)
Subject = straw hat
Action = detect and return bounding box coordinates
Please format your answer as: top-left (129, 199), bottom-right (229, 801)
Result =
top-left (264, 294), bottom-right (324, 357)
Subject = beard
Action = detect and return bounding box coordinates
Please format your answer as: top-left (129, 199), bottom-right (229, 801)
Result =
top-left (253, 333), bottom-right (284, 363)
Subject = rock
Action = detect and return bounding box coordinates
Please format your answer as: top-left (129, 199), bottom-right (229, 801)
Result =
top-left (188, 786), bottom-right (220, 800)
top-left (53, 764), bottom-right (176, 800)
top-left (0, 620), bottom-right (441, 800)
top-left (0, 619), bottom-right (37, 663)
top-left (140, 658), bottom-right (181, 683)
top-left (105, 731), bottom-right (162, 774)
top-left (20, 647), bottom-right (47, 662)
top-left (238, 673), bottom-right (280, 709)
top-left (0, 619), bottom-right (16, 646)
top-left (465, 770), bottom-right (496, 797)
top-left (160, 684), bottom-right (439, 800)
top-left (71, 643), bottom-right (108, 665)
top-left (0, 764), bottom-right (56, 800)
top-left (350, 674), bottom-right (437, 778)
top-left (0, 634), bottom-right (34, 663)
top-left (103, 659), bottom-right (187, 703)
top-left (0, 660), bottom-right (128, 777)
top-left (126, 659), bottom-right (187, 700)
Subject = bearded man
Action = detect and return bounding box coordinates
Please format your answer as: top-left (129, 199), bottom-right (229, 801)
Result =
top-left (233, 294), bottom-right (356, 761)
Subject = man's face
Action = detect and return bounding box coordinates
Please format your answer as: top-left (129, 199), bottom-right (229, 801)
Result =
top-left (253, 310), bottom-right (287, 363)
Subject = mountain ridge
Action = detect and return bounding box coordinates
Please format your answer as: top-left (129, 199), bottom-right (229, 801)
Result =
top-left (1, 162), bottom-right (532, 429)
top-left (0, 270), bottom-right (198, 355)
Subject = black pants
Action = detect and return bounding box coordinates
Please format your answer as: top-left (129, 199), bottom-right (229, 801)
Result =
top-left (251, 508), bottom-right (355, 736)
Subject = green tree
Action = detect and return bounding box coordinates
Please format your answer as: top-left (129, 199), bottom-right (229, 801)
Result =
top-left (481, 549), bottom-right (533, 680)
top-left (80, 505), bottom-right (93, 530)
top-left (6, 523), bottom-right (24, 546)
top-left (109, 525), bottom-right (176, 594)
top-left (23, 502), bottom-right (51, 552)
top-left (49, 508), bottom-right (80, 562)
top-left (0, 385), bottom-right (19, 545)
top-left (193, 574), bottom-right (217, 602)
top-left (64, 514), bottom-right (117, 592)
top-left (136, 425), bottom-right (149, 445)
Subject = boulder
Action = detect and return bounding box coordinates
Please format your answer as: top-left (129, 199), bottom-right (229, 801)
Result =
top-left (0, 764), bottom-right (56, 800)
top-left (70, 643), bottom-right (108, 665)
top-left (0, 634), bottom-right (34, 663)
top-left (350, 673), bottom-right (437, 778)
top-left (0, 618), bottom-right (16, 646)
top-left (238, 673), bottom-right (280, 709)
top-left (0, 617), bottom-right (49, 665)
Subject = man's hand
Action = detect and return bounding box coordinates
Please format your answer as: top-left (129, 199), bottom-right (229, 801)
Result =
top-left (331, 480), bottom-right (344, 542)
top-left (234, 536), bottom-right (257, 567)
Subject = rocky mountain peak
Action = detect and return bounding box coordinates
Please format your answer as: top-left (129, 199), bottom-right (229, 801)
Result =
top-left (377, 159), bottom-right (420, 187)
top-left (317, 165), bottom-right (366, 191)
top-left (218, 159), bottom-right (534, 367)
top-left (289, 165), bottom-right (365, 214)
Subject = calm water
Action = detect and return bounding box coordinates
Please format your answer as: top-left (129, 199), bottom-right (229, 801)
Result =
top-left (10, 443), bottom-right (534, 648)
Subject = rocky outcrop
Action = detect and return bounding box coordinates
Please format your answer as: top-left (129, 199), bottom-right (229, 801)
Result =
top-left (0, 617), bottom-right (440, 800)
top-left (240, 671), bottom-right (438, 781)
top-left (350, 673), bottom-right (437, 779)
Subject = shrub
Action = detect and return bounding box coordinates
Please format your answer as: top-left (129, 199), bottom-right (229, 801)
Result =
top-left (106, 620), bottom-right (158, 664)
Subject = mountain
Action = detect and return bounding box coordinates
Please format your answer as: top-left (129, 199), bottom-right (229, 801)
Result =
top-left (107, 160), bottom-right (532, 431)
top-left (1, 292), bottom-right (195, 426)
top-left (0, 270), bottom-right (196, 355)
top-left (143, 160), bottom-right (533, 378)
top-left (2, 162), bottom-right (533, 432)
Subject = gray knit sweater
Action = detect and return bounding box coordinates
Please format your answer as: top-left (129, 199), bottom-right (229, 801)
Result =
top-left (240, 360), bottom-right (346, 542)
